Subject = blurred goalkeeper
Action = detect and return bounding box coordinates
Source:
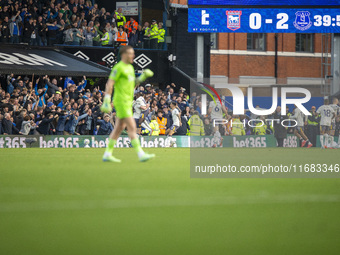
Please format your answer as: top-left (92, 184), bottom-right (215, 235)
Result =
top-left (100, 45), bottom-right (155, 163)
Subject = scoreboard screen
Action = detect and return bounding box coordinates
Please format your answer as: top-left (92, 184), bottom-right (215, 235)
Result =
top-left (188, 0), bottom-right (340, 6)
top-left (189, 8), bottom-right (340, 33)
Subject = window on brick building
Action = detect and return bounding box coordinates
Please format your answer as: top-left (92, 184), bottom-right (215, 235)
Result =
top-left (247, 33), bottom-right (266, 51)
top-left (211, 33), bottom-right (218, 49)
top-left (296, 34), bottom-right (314, 52)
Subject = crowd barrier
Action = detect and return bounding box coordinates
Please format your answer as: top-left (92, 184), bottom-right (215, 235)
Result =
top-left (0, 135), bottom-right (302, 148)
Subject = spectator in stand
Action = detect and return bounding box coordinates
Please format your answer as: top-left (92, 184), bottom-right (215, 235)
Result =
top-left (0, 114), bottom-right (4, 135)
top-left (136, 25), bottom-right (144, 48)
top-left (34, 79), bottom-right (48, 107)
top-left (114, 8), bottom-right (126, 28)
top-left (23, 17), bottom-right (34, 44)
top-left (10, 12), bottom-right (22, 44)
top-left (64, 110), bottom-right (88, 135)
top-left (100, 28), bottom-right (109, 46)
top-left (46, 19), bottom-right (59, 45)
top-left (104, 22), bottom-right (114, 47)
top-left (96, 114), bottom-right (113, 135)
top-left (56, 110), bottom-right (69, 135)
top-left (115, 25), bottom-right (128, 46)
top-left (128, 28), bottom-right (138, 47)
top-left (2, 113), bottom-right (22, 135)
top-left (92, 21), bottom-right (102, 46)
top-left (125, 17), bottom-right (138, 35)
top-left (13, 109), bottom-right (27, 131)
top-left (1, 16), bottom-right (11, 43)
top-left (156, 110), bottom-right (167, 135)
top-left (20, 115), bottom-right (36, 135)
top-left (38, 18), bottom-right (48, 46)
top-left (83, 25), bottom-right (96, 46)
top-left (0, 1), bottom-right (167, 49)
top-left (157, 22), bottom-right (165, 49)
top-left (149, 19), bottom-right (158, 49)
top-left (71, 25), bottom-right (84, 45)
top-left (68, 85), bottom-right (80, 101)
top-left (80, 109), bottom-right (94, 135)
top-left (46, 77), bottom-right (60, 96)
top-left (36, 113), bottom-right (56, 135)
top-left (142, 22), bottom-right (150, 49)
top-left (31, 18), bottom-right (39, 46)
top-left (63, 25), bottom-right (73, 45)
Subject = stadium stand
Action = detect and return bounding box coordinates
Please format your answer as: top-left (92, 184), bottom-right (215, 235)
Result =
top-left (1, 72), bottom-right (338, 149)
top-left (0, 0), bottom-right (165, 49)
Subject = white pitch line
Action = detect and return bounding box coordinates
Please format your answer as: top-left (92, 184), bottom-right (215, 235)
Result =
top-left (0, 194), bottom-right (339, 213)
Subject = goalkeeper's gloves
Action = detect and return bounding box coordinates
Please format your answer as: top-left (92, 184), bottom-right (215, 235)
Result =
top-left (137, 69), bottom-right (154, 83)
top-left (100, 95), bottom-right (112, 113)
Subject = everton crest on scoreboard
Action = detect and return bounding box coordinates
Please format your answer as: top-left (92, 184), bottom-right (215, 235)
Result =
top-left (189, 8), bottom-right (340, 33)
top-left (293, 11), bottom-right (312, 31)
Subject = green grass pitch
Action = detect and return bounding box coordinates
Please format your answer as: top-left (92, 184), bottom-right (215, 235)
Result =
top-left (1, 148), bottom-right (340, 255)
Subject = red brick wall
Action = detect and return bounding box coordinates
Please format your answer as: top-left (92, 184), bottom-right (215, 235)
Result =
top-left (211, 33), bottom-right (330, 82)
top-left (170, 0), bottom-right (188, 5)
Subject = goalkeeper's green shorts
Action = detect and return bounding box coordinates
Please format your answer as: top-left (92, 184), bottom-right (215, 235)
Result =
top-left (114, 103), bottom-right (133, 119)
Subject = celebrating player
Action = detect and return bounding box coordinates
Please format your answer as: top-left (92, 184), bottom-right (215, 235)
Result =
top-left (165, 101), bottom-right (181, 147)
top-left (317, 98), bottom-right (336, 149)
top-left (208, 95), bottom-right (228, 147)
top-left (133, 92), bottom-right (153, 135)
top-left (291, 106), bottom-right (313, 148)
top-left (329, 97), bottom-right (340, 147)
top-left (100, 45), bottom-right (155, 162)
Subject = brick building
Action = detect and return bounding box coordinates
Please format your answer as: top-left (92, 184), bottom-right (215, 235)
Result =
top-left (169, 0), bottom-right (338, 97)
top-left (210, 33), bottom-right (331, 96)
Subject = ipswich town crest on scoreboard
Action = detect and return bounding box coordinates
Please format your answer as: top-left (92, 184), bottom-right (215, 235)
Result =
top-left (293, 11), bottom-right (312, 31)
top-left (226, 11), bottom-right (242, 31)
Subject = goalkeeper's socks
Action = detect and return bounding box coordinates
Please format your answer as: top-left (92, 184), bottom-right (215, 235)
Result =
top-left (131, 138), bottom-right (145, 158)
top-left (105, 138), bottom-right (117, 155)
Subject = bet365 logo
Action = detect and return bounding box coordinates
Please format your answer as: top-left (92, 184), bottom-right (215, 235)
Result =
top-left (201, 10), bottom-right (209, 25)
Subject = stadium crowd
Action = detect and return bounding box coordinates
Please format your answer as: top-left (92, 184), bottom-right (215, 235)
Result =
top-left (0, 74), bottom-right (190, 136)
top-left (0, 73), bottom-right (339, 148)
top-left (0, 0), bottom-right (165, 49)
